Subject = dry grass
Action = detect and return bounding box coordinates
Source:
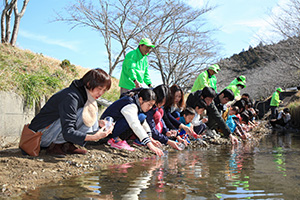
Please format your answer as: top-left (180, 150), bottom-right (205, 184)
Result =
top-left (0, 43), bottom-right (119, 106)
top-left (288, 91), bottom-right (300, 128)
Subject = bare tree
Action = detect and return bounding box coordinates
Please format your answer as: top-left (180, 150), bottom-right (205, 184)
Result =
top-left (55, 0), bottom-right (162, 75)
top-left (261, 0), bottom-right (300, 69)
top-left (222, 0), bottom-right (300, 99)
top-left (217, 44), bottom-right (300, 100)
top-left (134, 0), bottom-right (217, 87)
top-left (149, 31), bottom-right (217, 89)
top-left (1, 0), bottom-right (29, 46)
top-left (55, 0), bottom-right (217, 84)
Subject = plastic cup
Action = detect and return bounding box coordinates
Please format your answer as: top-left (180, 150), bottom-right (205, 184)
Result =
top-left (105, 116), bottom-right (113, 129)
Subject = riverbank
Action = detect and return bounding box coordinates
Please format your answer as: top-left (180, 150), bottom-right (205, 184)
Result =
top-left (0, 121), bottom-right (271, 198)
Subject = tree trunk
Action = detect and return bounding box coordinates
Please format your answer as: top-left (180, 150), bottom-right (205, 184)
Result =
top-left (1, 0), bottom-right (16, 43)
top-left (1, 9), bottom-right (6, 43)
top-left (10, 0), bottom-right (29, 46)
top-left (10, 13), bottom-right (20, 46)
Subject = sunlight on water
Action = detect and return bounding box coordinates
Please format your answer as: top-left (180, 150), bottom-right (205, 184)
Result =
top-left (22, 132), bottom-right (300, 199)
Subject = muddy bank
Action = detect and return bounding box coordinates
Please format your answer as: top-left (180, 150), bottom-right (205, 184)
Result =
top-left (0, 122), bottom-right (271, 198)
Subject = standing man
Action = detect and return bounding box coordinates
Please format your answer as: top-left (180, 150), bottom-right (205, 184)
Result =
top-left (191, 64), bottom-right (220, 92)
top-left (119, 38), bottom-right (155, 95)
top-left (270, 87), bottom-right (282, 119)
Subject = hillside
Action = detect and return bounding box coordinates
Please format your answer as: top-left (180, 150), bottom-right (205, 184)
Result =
top-left (0, 43), bottom-right (119, 106)
top-left (215, 38), bottom-right (300, 100)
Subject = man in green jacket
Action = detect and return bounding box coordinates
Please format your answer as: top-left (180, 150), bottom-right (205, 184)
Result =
top-left (270, 87), bottom-right (282, 119)
top-left (229, 75), bottom-right (246, 87)
top-left (226, 80), bottom-right (245, 100)
top-left (119, 38), bottom-right (154, 95)
top-left (209, 64), bottom-right (220, 92)
top-left (191, 64), bottom-right (220, 92)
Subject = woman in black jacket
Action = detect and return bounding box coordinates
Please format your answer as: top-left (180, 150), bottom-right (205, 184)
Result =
top-left (28, 68), bottom-right (113, 157)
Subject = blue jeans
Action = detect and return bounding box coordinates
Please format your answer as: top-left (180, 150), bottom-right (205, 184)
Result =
top-left (39, 108), bottom-right (99, 147)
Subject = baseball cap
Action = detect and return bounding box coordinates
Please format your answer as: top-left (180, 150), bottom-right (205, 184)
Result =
top-left (276, 87), bottom-right (283, 92)
top-left (208, 64), bottom-right (220, 74)
top-left (139, 38), bottom-right (155, 48)
top-left (239, 75), bottom-right (246, 83)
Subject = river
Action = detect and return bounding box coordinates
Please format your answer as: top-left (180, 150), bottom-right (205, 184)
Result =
top-left (21, 131), bottom-right (300, 199)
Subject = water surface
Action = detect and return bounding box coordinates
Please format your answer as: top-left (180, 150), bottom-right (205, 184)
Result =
top-left (22, 132), bottom-right (300, 199)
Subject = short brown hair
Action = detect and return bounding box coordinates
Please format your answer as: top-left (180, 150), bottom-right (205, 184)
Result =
top-left (81, 68), bottom-right (111, 90)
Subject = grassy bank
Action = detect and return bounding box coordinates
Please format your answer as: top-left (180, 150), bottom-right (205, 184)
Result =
top-left (288, 91), bottom-right (300, 128)
top-left (0, 43), bottom-right (119, 106)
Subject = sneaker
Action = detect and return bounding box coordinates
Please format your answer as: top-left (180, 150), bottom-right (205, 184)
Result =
top-left (63, 142), bottom-right (87, 155)
top-left (133, 139), bottom-right (145, 146)
top-left (108, 138), bottom-right (135, 151)
top-left (120, 140), bottom-right (135, 151)
top-left (107, 138), bottom-right (115, 146)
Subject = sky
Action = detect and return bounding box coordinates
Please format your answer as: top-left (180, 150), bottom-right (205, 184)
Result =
top-left (7, 0), bottom-right (287, 86)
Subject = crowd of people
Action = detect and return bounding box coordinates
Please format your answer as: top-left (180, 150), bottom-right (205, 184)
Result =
top-left (22, 38), bottom-right (288, 158)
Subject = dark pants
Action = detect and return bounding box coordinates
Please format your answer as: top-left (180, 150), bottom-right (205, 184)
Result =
top-left (270, 106), bottom-right (278, 119)
top-left (194, 123), bottom-right (207, 135)
top-left (112, 113), bottom-right (147, 140)
top-left (270, 118), bottom-right (286, 127)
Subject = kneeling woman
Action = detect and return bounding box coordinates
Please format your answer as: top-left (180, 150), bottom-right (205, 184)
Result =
top-left (100, 88), bottom-right (163, 157)
top-left (28, 69), bottom-right (113, 157)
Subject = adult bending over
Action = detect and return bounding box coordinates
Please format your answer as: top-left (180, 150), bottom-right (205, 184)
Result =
top-left (28, 69), bottom-right (113, 157)
top-left (186, 87), bottom-right (239, 145)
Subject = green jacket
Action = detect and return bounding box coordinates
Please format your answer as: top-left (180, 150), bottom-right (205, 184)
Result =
top-left (229, 78), bottom-right (239, 86)
top-left (229, 78), bottom-right (246, 88)
top-left (270, 91), bottom-right (280, 107)
top-left (119, 48), bottom-right (152, 90)
top-left (210, 75), bottom-right (217, 92)
top-left (226, 84), bottom-right (240, 100)
top-left (191, 70), bottom-right (210, 92)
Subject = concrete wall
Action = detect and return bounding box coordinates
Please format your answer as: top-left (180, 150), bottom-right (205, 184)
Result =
top-left (0, 91), bottom-right (109, 148)
top-left (0, 91), bottom-right (41, 147)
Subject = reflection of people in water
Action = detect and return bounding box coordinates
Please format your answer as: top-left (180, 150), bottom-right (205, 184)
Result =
top-left (270, 133), bottom-right (292, 177)
top-left (226, 143), bottom-right (254, 191)
top-left (271, 132), bottom-right (292, 149)
top-left (121, 159), bottom-right (163, 199)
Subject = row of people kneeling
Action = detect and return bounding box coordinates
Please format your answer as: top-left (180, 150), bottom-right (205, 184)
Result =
top-left (101, 83), bottom-right (259, 156)
top-left (23, 68), bottom-right (258, 158)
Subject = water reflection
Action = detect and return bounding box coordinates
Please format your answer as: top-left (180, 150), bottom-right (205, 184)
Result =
top-left (22, 132), bottom-right (300, 199)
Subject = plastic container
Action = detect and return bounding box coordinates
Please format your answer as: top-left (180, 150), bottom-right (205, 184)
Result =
top-left (105, 116), bottom-right (113, 129)
top-left (177, 143), bottom-right (186, 150)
